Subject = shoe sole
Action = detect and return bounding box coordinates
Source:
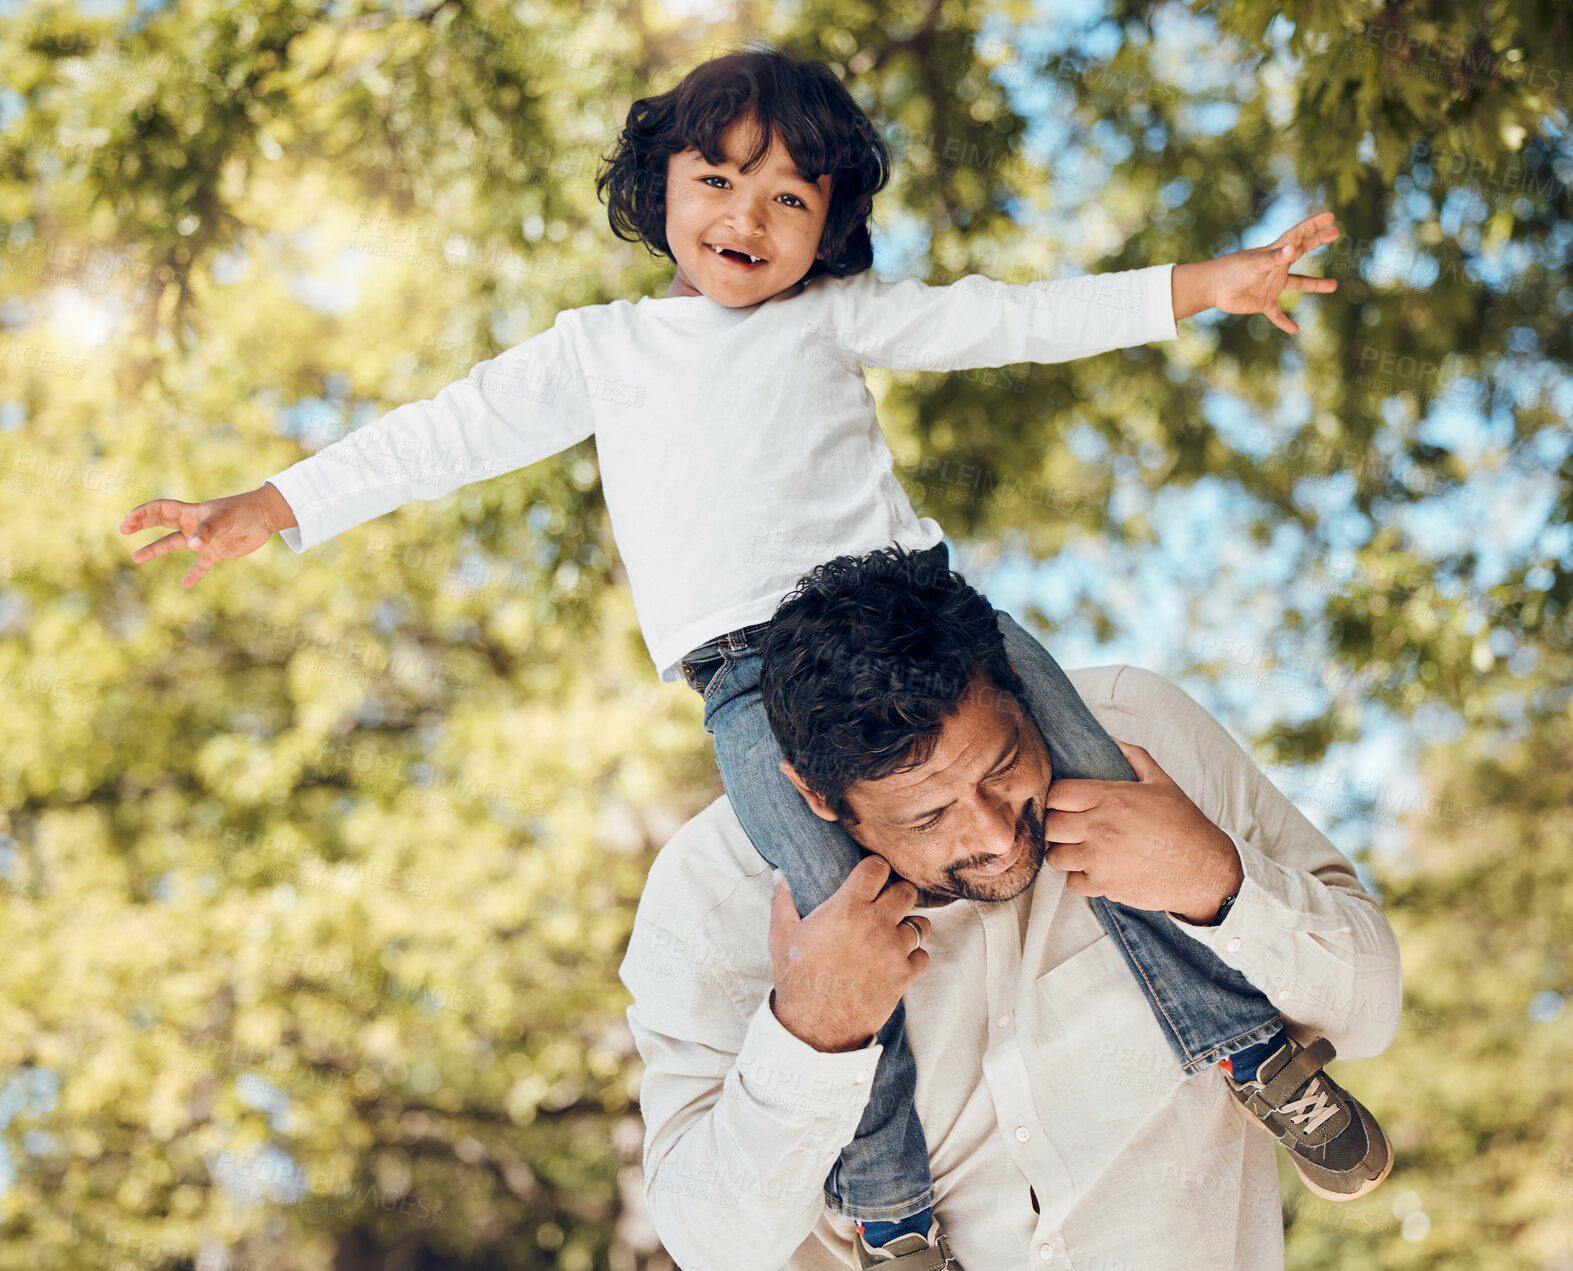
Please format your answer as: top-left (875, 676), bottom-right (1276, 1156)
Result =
top-left (1224, 1076), bottom-right (1395, 1202)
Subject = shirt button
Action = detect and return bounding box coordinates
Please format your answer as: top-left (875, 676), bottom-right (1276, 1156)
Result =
top-left (996, 1014), bottom-right (1012, 1028)
top-left (1227, 936), bottom-right (1243, 952)
top-left (1038, 1244), bottom-right (1054, 1261)
top-left (1015, 1125), bottom-right (1031, 1142)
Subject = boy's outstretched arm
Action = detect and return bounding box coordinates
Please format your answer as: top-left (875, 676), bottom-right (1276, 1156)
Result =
top-left (820, 211), bottom-right (1339, 379)
top-left (119, 305), bottom-right (598, 588)
top-left (1169, 211), bottom-right (1341, 334)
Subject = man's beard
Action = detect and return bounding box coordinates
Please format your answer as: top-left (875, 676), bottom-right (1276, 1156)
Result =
top-left (929, 793), bottom-right (1048, 903)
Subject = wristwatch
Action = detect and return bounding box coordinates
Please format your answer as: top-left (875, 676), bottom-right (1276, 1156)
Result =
top-left (1172, 885), bottom-right (1240, 927)
top-left (1208, 886), bottom-right (1241, 926)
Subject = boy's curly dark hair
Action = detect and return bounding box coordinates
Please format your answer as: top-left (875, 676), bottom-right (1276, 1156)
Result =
top-left (595, 44), bottom-right (892, 284)
top-left (758, 545), bottom-right (1027, 826)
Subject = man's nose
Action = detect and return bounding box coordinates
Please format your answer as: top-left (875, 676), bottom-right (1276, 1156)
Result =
top-left (957, 790), bottom-right (1020, 860)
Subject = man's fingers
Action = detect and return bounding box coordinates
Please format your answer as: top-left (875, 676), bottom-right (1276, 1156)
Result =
top-left (1114, 740), bottom-right (1174, 786)
top-left (1063, 870), bottom-right (1104, 898)
top-left (1041, 778), bottom-right (1104, 812)
top-left (1040, 809), bottom-right (1088, 844)
top-left (770, 870), bottom-right (802, 929)
top-left (845, 853), bottom-right (894, 902)
top-left (898, 913), bottom-right (932, 952)
top-left (1044, 841), bottom-right (1091, 874)
top-left (1282, 273), bottom-right (1337, 294)
top-left (130, 530), bottom-right (190, 563)
top-left (873, 871), bottom-right (920, 920)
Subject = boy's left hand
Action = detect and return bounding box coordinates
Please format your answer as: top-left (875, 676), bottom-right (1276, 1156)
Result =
top-left (1172, 211), bottom-right (1341, 333)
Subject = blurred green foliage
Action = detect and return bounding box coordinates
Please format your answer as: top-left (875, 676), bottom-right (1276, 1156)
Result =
top-left (0, 0), bottom-right (1568, 1267)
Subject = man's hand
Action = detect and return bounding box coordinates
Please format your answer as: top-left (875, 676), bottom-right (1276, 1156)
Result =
top-left (120, 483), bottom-right (297, 589)
top-left (768, 855), bottom-right (931, 1053)
top-left (1041, 740), bottom-right (1244, 923)
top-left (1170, 211), bottom-right (1340, 333)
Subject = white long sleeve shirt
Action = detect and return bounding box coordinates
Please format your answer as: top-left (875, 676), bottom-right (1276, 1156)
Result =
top-left (617, 665), bottom-right (1404, 1271)
top-left (263, 264), bottom-right (1178, 681)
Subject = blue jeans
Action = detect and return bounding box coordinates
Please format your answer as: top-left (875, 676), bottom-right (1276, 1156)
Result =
top-left (676, 543), bottom-right (1282, 1222)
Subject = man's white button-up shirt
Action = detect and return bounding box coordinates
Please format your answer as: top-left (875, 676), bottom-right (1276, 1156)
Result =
top-left (618, 665), bottom-right (1403, 1271)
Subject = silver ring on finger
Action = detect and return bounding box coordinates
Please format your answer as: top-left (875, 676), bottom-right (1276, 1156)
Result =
top-left (899, 916), bottom-right (924, 954)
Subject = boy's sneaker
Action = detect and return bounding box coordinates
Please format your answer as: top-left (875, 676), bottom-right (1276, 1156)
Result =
top-left (853, 1218), bottom-right (957, 1271)
top-left (1223, 1034), bottom-right (1393, 1201)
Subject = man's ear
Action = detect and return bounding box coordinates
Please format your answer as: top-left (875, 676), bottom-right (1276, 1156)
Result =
top-left (778, 760), bottom-right (839, 823)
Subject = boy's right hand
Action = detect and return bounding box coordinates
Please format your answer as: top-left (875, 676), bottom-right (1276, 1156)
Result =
top-left (768, 855), bottom-right (931, 1054)
top-left (119, 483), bottom-right (296, 589)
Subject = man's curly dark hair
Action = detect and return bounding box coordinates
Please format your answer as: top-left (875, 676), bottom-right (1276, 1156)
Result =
top-left (758, 545), bottom-right (1027, 826)
top-left (595, 44), bottom-right (892, 285)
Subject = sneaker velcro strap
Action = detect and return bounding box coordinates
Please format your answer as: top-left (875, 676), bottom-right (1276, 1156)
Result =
top-left (1243, 1088), bottom-right (1278, 1119)
top-left (882, 1237), bottom-right (951, 1271)
top-left (1258, 1036), bottom-right (1336, 1110)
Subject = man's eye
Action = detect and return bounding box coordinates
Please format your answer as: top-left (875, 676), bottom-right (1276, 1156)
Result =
top-left (911, 754), bottom-right (1020, 833)
top-left (990, 754), bottom-right (1021, 781)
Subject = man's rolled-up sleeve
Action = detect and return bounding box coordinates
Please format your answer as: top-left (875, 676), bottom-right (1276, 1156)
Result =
top-left (619, 915), bottom-right (879, 1271)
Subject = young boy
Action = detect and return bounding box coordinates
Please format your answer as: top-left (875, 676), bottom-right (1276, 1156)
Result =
top-left (120, 45), bottom-right (1387, 1270)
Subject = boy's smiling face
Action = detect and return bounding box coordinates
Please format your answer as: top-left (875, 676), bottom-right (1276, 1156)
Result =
top-left (662, 111), bottom-right (834, 306)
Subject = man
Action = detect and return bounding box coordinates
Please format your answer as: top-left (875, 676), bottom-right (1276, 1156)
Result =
top-left (618, 546), bottom-right (1402, 1271)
